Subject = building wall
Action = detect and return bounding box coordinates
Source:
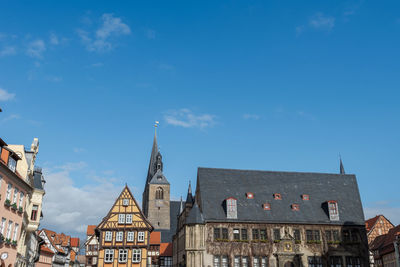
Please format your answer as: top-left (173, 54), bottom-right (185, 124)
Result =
top-left (0, 166), bottom-right (30, 267)
top-left (146, 184), bottom-right (170, 230)
top-left (35, 254), bottom-right (53, 267)
top-left (368, 216), bottom-right (394, 244)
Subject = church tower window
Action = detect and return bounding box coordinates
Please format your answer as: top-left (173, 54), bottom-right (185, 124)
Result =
top-left (156, 187), bottom-right (164, 199)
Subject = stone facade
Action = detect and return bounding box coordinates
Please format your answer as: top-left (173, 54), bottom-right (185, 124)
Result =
top-left (146, 183), bottom-right (171, 230)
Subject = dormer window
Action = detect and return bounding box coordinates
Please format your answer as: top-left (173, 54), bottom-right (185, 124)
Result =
top-left (8, 156), bottom-right (17, 172)
top-left (291, 204), bottom-right (300, 211)
top-left (122, 198), bottom-right (129, 206)
top-left (327, 200), bottom-right (340, 221)
top-left (302, 194), bottom-right (310, 200)
top-left (246, 192), bottom-right (254, 199)
top-left (263, 203), bottom-right (271, 210)
top-left (274, 193), bottom-right (282, 200)
top-left (226, 197), bottom-right (237, 219)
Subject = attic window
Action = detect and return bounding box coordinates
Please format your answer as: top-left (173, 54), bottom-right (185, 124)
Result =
top-left (226, 197), bottom-right (237, 219)
top-left (274, 193), bottom-right (282, 200)
top-left (302, 194), bottom-right (310, 201)
top-left (246, 192), bottom-right (254, 199)
top-left (122, 199), bottom-right (129, 206)
top-left (291, 204), bottom-right (300, 211)
top-left (327, 200), bottom-right (340, 221)
top-left (263, 203), bottom-right (271, 210)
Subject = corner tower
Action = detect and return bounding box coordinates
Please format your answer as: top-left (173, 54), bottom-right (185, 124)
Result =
top-left (142, 127), bottom-right (171, 230)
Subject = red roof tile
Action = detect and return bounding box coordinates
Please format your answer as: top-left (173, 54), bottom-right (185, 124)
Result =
top-left (160, 242), bottom-right (173, 256)
top-left (40, 244), bottom-right (55, 255)
top-left (150, 231), bottom-right (161, 244)
top-left (87, 225), bottom-right (96, 236)
top-left (70, 237), bottom-right (80, 247)
top-left (365, 215), bottom-right (381, 232)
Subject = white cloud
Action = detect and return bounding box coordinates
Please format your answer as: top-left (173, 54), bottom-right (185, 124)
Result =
top-left (78, 13), bottom-right (131, 52)
top-left (164, 108), bottom-right (216, 129)
top-left (26, 39), bottom-right (46, 58)
top-left (1, 114), bottom-right (20, 123)
top-left (0, 88), bottom-right (15, 101)
top-left (309, 13), bottom-right (335, 31)
top-left (0, 46), bottom-right (16, 57)
top-left (242, 114), bottom-right (260, 120)
top-left (41, 163), bottom-right (127, 236)
top-left (49, 33), bottom-right (59, 45)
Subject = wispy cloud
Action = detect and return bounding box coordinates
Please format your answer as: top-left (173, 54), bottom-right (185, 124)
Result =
top-left (73, 147), bottom-right (87, 153)
top-left (41, 162), bottom-right (125, 236)
top-left (164, 108), bottom-right (216, 129)
top-left (77, 13), bottom-right (131, 52)
top-left (242, 114), bottom-right (260, 120)
top-left (26, 39), bottom-right (46, 58)
top-left (1, 114), bottom-right (20, 123)
top-left (49, 33), bottom-right (59, 45)
top-left (0, 46), bottom-right (16, 57)
top-left (90, 62), bottom-right (104, 68)
top-left (309, 12), bottom-right (335, 31)
top-left (364, 201), bottom-right (400, 225)
top-left (0, 88), bottom-right (15, 101)
top-left (45, 75), bottom-right (63, 82)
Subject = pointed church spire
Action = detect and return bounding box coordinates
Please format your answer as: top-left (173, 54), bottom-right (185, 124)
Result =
top-left (186, 181), bottom-right (194, 205)
top-left (146, 122), bottom-right (160, 184)
top-left (340, 156), bottom-right (345, 174)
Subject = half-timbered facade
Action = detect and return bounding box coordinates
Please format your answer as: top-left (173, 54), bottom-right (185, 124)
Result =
top-left (96, 186), bottom-right (153, 267)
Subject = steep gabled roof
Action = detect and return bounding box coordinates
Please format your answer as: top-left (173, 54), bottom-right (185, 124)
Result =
top-left (197, 167), bottom-right (365, 225)
top-left (365, 215), bottom-right (394, 234)
top-left (87, 225), bottom-right (96, 236)
top-left (186, 202), bottom-right (204, 225)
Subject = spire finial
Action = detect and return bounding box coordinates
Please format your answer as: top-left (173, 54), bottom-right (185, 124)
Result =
top-left (154, 121), bottom-right (159, 135)
top-left (339, 154), bottom-right (345, 174)
top-left (188, 181), bottom-right (192, 194)
top-left (179, 196), bottom-right (184, 213)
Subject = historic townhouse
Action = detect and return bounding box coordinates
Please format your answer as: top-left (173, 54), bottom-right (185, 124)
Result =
top-left (369, 224), bottom-right (400, 267)
top-left (85, 225), bottom-right (99, 267)
top-left (96, 186), bottom-right (153, 266)
top-left (365, 215), bottom-right (394, 266)
top-left (0, 138), bottom-right (33, 267)
top-left (173, 166), bottom-right (369, 267)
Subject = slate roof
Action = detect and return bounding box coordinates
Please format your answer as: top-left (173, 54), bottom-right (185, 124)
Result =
top-left (149, 169), bottom-right (169, 185)
top-left (159, 200), bottom-right (183, 243)
top-left (186, 202), bottom-right (204, 225)
top-left (33, 168), bottom-right (44, 190)
top-left (197, 167), bottom-right (365, 226)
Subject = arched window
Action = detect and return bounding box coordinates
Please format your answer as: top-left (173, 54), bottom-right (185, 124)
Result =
top-left (156, 187), bottom-right (163, 200)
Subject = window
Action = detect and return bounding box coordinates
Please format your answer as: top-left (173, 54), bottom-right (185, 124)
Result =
top-left (254, 257), bottom-right (260, 267)
top-left (333, 230), bottom-right (340, 241)
top-left (260, 229), bottom-right (267, 240)
top-left (273, 228), bottom-right (280, 240)
top-left (306, 230), bottom-right (320, 242)
top-left (222, 256), bottom-right (229, 267)
top-left (234, 257), bottom-right (240, 267)
top-left (6, 221), bottom-right (13, 239)
top-left (214, 256), bottom-right (221, 267)
top-left (127, 231), bottom-right (134, 242)
top-left (222, 228), bottom-right (228, 239)
top-left (308, 257), bottom-right (323, 267)
top-left (214, 228), bottom-right (221, 239)
top-left (132, 249), bottom-right (141, 263)
top-left (263, 203), bottom-right (271, 210)
top-left (314, 230), bottom-right (320, 241)
top-left (293, 229), bottom-right (301, 241)
top-left (351, 229), bottom-right (359, 242)
top-left (105, 231), bottom-right (112, 241)
top-left (233, 229), bottom-right (240, 240)
top-left (19, 192), bottom-right (24, 208)
top-left (8, 157), bottom-right (17, 172)
top-left (0, 218), bottom-right (6, 235)
top-left (160, 256), bottom-right (173, 267)
top-left (12, 223), bottom-right (19, 241)
top-left (246, 192), bottom-right (254, 199)
top-left (118, 214), bottom-right (125, 224)
top-left (261, 257), bottom-right (268, 267)
top-left (252, 229), bottom-right (259, 240)
top-left (122, 198), bottom-right (129, 206)
top-left (346, 257), bottom-right (360, 267)
top-left (326, 230), bottom-right (332, 241)
top-left (126, 214), bottom-right (132, 224)
top-left (306, 230), bottom-right (313, 241)
top-left (12, 188), bottom-right (19, 204)
top-left (226, 197), bottom-right (237, 219)
top-left (242, 257), bottom-right (249, 267)
top-left (328, 201), bottom-right (340, 221)
top-left (104, 249), bottom-right (114, 263)
top-left (156, 187), bottom-right (164, 199)
top-left (118, 249), bottom-right (128, 263)
top-left (6, 184), bottom-right (12, 200)
top-left (31, 205), bottom-right (38, 221)
top-left (116, 231), bottom-right (123, 242)
top-left (302, 194), bottom-right (310, 200)
top-left (342, 230), bottom-right (350, 242)
top-left (241, 229), bottom-right (248, 240)
top-left (291, 204), bottom-right (300, 211)
top-left (273, 193), bottom-right (282, 200)
top-left (329, 257), bottom-right (343, 267)
top-left (138, 231), bottom-right (145, 242)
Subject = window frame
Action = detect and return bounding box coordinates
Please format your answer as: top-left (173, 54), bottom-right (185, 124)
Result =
top-left (132, 249), bottom-right (141, 263)
top-left (118, 249), bottom-right (128, 263)
top-left (138, 231), bottom-right (145, 242)
top-left (116, 231), bottom-right (123, 242)
top-left (104, 249), bottom-right (114, 263)
top-left (105, 231), bottom-right (112, 242)
top-left (126, 214), bottom-right (133, 224)
top-left (127, 231), bottom-right (134, 242)
top-left (118, 214), bottom-right (125, 224)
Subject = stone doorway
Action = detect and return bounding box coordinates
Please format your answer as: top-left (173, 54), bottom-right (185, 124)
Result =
top-left (284, 261), bottom-right (294, 267)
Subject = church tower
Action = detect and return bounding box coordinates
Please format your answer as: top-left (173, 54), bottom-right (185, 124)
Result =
top-left (142, 127), bottom-right (171, 230)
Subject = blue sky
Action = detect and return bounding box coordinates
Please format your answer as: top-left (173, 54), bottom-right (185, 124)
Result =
top-left (1, 0), bottom-right (400, 237)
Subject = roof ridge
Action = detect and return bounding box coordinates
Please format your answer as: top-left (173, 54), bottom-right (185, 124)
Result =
top-left (198, 166), bottom-right (355, 176)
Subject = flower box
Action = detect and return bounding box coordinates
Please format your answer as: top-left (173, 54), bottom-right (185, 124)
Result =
top-left (11, 240), bottom-right (17, 247)
top-left (5, 238), bottom-right (12, 245)
top-left (18, 207), bottom-right (23, 213)
top-left (11, 203), bottom-right (18, 210)
top-left (4, 199), bottom-right (11, 207)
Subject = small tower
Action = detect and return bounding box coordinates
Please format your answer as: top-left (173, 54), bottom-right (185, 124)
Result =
top-left (185, 181), bottom-right (194, 212)
top-left (142, 125), bottom-right (171, 230)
